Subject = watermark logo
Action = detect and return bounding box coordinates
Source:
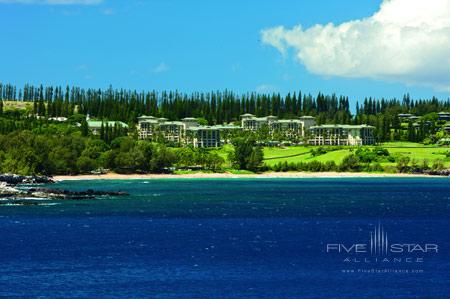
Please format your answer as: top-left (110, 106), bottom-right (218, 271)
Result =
top-left (370, 223), bottom-right (389, 255)
top-left (326, 223), bottom-right (439, 256)
top-left (325, 223), bottom-right (439, 273)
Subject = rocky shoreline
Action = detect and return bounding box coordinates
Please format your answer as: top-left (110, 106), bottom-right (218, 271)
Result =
top-left (0, 174), bottom-right (129, 201)
top-left (0, 185), bottom-right (129, 200)
top-left (0, 174), bottom-right (54, 185)
top-left (0, 183), bottom-right (129, 201)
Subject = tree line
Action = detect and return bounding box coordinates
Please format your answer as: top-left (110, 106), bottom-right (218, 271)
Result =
top-left (0, 125), bottom-right (263, 175)
top-left (1, 82), bottom-right (450, 176)
top-left (1, 82), bottom-right (449, 128)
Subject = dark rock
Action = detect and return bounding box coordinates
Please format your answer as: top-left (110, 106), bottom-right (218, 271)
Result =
top-left (424, 169), bottom-right (450, 176)
top-left (0, 174), bottom-right (54, 185)
top-left (26, 187), bottom-right (129, 200)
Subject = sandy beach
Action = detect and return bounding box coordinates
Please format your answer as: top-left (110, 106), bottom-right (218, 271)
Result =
top-left (53, 172), bottom-right (434, 181)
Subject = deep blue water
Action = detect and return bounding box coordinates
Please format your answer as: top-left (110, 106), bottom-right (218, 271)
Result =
top-left (1, 178), bottom-right (450, 298)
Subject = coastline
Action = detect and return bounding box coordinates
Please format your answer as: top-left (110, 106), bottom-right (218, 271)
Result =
top-left (53, 172), bottom-right (436, 181)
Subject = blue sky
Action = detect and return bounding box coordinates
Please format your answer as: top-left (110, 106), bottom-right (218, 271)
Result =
top-left (1, 0), bottom-right (450, 105)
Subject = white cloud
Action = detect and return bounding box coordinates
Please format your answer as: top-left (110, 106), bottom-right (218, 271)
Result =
top-left (0, 0), bottom-right (102, 4)
top-left (153, 62), bottom-right (170, 74)
top-left (261, 0), bottom-right (450, 91)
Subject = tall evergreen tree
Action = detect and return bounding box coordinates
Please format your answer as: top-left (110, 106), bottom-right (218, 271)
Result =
top-left (80, 119), bottom-right (89, 137)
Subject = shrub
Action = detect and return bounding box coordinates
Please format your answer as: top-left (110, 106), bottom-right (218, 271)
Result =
top-left (431, 159), bottom-right (445, 171)
top-left (396, 156), bottom-right (411, 173)
top-left (366, 162), bottom-right (384, 172)
top-left (339, 154), bottom-right (361, 172)
top-left (76, 156), bottom-right (97, 173)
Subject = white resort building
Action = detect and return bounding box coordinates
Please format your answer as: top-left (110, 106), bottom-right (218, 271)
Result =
top-left (136, 116), bottom-right (164, 139)
top-left (158, 121), bottom-right (185, 143)
top-left (240, 114), bottom-right (315, 137)
top-left (438, 112), bottom-right (450, 121)
top-left (308, 124), bottom-right (375, 146)
top-left (299, 116), bottom-right (316, 133)
top-left (137, 114), bottom-right (376, 147)
top-left (137, 116), bottom-right (239, 147)
top-left (185, 127), bottom-right (221, 148)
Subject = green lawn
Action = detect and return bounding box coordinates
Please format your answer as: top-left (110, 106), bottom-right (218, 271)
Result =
top-left (308, 149), bottom-right (352, 163)
top-left (263, 146), bottom-right (311, 159)
top-left (260, 142), bottom-right (450, 167)
top-left (211, 144), bottom-right (234, 167)
top-left (379, 141), bottom-right (438, 148)
top-left (377, 142), bottom-right (450, 167)
top-left (3, 100), bottom-right (33, 112)
top-left (263, 148), bottom-right (353, 166)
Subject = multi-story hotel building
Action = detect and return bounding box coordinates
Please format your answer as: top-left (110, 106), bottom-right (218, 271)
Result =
top-left (185, 127), bottom-right (221, 148)
top-left (298, 116), bottom-right (316, 134)
top-left (240, 114), bottom-right (315, 137)
top-left (136, 115), bottom-right (164, 139)
top-left (137, 116), bottom-right (225, 147)
top-left (138, 114), bottom-right (375, 147)
top-left (308, 124), bottom-right (375, 146)
top-left (438, 112), bottom-right (450, 121)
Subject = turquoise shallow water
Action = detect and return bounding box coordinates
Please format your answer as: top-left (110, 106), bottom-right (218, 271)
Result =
top-left (0, 178), bottom-right (449, 298)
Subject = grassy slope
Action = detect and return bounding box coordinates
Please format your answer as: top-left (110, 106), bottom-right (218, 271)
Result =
top-left (263, 146), bottom-right (311, 159)
top-left (3, 101), bottom-right (33, 111)
top-left (262, 142), bottom-right (450, 167)
top-left (2, 101), bottom-right (449, 170)
top-left (263, 149), bottom-right (353, 166)
top-left (211, 144), bottom-right (234, 168)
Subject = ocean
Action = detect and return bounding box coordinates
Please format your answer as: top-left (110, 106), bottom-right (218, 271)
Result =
top-left (0, 178), bottom-right (449, 298)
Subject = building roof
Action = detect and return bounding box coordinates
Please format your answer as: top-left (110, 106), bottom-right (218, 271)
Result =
top-left (299, 116), bottom-right (315, 119)
top-left (186, 126), bottom-right (220, 131)
top-left (137, 115), bottom-right (158, 119)
top-left (277, 119), bottom-right (302, 123)
top-left (48, 117), bottom-right (68, 122)
top-left (160, 121), bottom-right (183, 126)
top-left (310, 124), bottom-right (375, 129)
top-left (241, 113), bottom-right (255, 117)
top-left (137, 115), bottom-right (167, 123)
top-left (88, 121), bottom-right (128, 128)
top-left (212, 125), bottom-right (241, 130)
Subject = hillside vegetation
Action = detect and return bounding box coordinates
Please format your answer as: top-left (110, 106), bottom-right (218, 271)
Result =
top-left (1, 83), bottom-right (450, 175)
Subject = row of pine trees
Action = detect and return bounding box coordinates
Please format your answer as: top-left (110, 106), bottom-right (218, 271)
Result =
top-left (1, 82), bottom-right (450, 143)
